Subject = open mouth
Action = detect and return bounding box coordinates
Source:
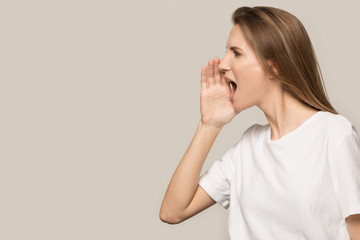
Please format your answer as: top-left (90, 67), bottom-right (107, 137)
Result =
top-left (229, 81), bottom-right (237, 93)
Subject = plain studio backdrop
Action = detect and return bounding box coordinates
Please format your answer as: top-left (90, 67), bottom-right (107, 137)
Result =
top-left (1, 0), bottom-right (359, 239)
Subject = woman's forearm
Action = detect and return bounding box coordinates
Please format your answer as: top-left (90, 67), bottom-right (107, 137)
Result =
top-left (160, 120), bottom-right (222, 221)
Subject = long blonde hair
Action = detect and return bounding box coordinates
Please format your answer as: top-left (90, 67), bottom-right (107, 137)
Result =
top-left (232, 6), bottom-right (338, 114)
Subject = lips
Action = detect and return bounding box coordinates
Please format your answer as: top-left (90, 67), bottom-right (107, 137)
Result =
top-left (224, 76), bottom-right (237, 99)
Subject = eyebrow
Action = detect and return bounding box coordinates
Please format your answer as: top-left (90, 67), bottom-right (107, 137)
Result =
top-left (226, 46), bottom-right (243, 51)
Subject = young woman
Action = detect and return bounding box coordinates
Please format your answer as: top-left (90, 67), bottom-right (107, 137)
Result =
top-left (160, 6), bottom-right (360, 239)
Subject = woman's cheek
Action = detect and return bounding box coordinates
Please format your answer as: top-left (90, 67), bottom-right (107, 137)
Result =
top-left (248, 62), bottom-right (267, 76)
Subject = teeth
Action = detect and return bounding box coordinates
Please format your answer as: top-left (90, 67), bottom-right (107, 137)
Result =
top-left (229, 82), bottom-right (233, 92)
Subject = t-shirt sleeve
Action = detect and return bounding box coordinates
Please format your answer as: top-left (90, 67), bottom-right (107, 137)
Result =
top-left (328, 126), bottom-right (360, 220)
top-left (198, 145), bottom-right (236, 209)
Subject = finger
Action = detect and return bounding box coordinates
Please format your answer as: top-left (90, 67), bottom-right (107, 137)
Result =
top-left (220, 71), bottom-right (226, 86)
top-left (207, 59), bottom-right (214, 86)
top-left (214, 57), bottom-right (221, 85)
top-left (200, 65), bottom-right (207, 89)
top-left (218, 58), bottom-right (226, 86)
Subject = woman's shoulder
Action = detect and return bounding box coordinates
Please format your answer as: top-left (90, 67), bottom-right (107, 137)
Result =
top-left (242, 122), bottom-right (269, 140)
top-left (226, 123), bottom-right (266, 150)
top-left (320, 111), bottom-right (359, 137)
top-left (244, 122), bottom-right (266, 134)
top-left (313, 111), bottom-right (360, 150)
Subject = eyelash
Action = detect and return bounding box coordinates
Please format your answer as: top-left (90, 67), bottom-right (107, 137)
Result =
top-left (233, 51), bottom-right (241, 57)
top-left (225, 50), bottom-right (241, 57)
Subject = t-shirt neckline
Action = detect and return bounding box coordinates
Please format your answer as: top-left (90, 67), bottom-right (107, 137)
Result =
top-left (266, 111), bottom-right (323, 144)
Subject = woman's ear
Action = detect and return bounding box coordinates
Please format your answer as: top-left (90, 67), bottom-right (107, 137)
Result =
top-left (271, 65), bottom-right (279, 75)
top-left (267, 60), bottom-right (279, 77)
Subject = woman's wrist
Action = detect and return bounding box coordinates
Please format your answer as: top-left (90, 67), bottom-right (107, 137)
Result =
top-left (198, 120), bottom-right (223, 133)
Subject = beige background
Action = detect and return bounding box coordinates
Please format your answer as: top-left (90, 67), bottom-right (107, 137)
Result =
top-left (1, 0), bottom-right (359, 239)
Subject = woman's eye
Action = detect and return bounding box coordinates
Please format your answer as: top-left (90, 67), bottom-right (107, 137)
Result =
top-left (234, 51), bottom-right (241, 57)
top-left (225, 49), bottom-right (241, 57)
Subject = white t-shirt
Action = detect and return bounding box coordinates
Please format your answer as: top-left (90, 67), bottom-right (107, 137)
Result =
top-left (199, 111), bottom-right (360, 240)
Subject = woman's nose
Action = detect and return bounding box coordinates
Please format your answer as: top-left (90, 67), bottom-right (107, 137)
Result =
top-left (218, 58), bottom-right (230, 73)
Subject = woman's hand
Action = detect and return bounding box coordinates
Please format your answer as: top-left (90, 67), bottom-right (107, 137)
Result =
top-left (200, 57), bottom-right (237, 129)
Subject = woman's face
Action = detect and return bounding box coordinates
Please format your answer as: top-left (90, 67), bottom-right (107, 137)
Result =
top-left (219, 24), bottom-right (276, 113)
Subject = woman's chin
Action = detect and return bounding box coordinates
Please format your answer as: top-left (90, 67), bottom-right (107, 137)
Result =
top-left (233, 99), bottom-right (253, 113)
